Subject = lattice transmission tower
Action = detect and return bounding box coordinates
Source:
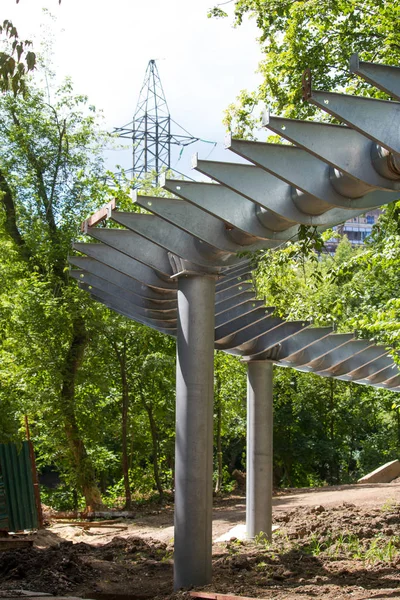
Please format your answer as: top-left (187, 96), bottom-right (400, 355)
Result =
top-left (113, 60), bottom-right (201, 185)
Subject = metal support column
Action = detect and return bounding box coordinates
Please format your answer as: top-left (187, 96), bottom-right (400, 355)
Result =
top-left (246, 360), bottom-right (273, 540)
top-left (174, 273), bottom-right (216, 590)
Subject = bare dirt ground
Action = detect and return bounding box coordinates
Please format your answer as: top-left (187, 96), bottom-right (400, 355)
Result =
top-left (3, 483), bottom-right (400, 600)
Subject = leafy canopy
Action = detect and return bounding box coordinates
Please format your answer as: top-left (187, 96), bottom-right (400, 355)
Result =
top-left (210, 0), bottom-right (400, 130)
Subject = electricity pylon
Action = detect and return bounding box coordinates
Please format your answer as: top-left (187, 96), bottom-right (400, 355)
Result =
top-left (113, 60), bottom-right (200, 185)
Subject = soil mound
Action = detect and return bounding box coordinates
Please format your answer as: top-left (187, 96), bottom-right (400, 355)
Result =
top-left (0, 536), bottom-right (172, 597)
top-left (0, 541), bottom-right (93, 595)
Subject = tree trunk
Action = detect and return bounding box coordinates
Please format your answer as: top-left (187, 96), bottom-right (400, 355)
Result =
top-left (397, 409), bottom-right (400, 448)
top-left (329, 379), bottom-right (338, 483)
top-left (60, 316), bottom-right (103, 509)
top-left (120, 356), bottom-right (132, 510)
top-left (111, 340), bottom-right (132, 510)
top-left (145, 404), bottom-right (163, 501)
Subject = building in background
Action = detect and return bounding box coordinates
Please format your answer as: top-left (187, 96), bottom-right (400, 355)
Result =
top-left (325, 209), bottom-right (381, 253)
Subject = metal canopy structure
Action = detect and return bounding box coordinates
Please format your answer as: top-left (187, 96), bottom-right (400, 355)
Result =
top-left (69, 256), bottom-right (400, 391)
top-left (71, 56), bottom-right (400, 590)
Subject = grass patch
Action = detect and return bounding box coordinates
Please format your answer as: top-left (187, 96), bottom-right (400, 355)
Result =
top-left (303, 531), bottom-right (400, 563)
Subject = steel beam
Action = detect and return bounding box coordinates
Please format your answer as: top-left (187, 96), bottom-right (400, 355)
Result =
top-left (350, 53), bottom-right (400, 101)
top-left (270, 327), bottom-right (332, 361)
top-left (215, 288), bottom-right (258, 314)
top-left (339, 354), bottom-right (394, 381)
top-left (322, 347), bottom-right (389, 377)
top-left (233, 321), bottom-right (309, 357)
top-left (307, 340), bottom-right (373, 373)
top-left (215, 282), bottom-right (253, 304)
top-left (366, 364), bottom-right (399, 384)
top-left (193, 157), bottom-right (371, 227)
top-left (282, 333), bottom-right (355, 367)
top-left (308, 91), bottom-right (400, 154)
top-left (111, 212), bottom-right (240, 268)
top-left (134, 195), bottom-right (278, 250)
top-left (160, 179), bottom-right (300, 238)
top-left (73, 243), bottom-right (176, 291)
top-left (71, 270), bottom-right (177, 311)
top-left (215, 310), bottom-right (277, 346)
top-left (87, 292), bottom-right (177, 335)
top-left (264, 115), bottom-right (400, 191)
top-left (87, 227), bottom-right (173, 276)
top-left (215, 269), bottom-right (252, 293)
top-left (68, 256), bottom-right (177, 300)
top-left (85, 286), bottom-right (177, 324)
top-left (227, 137), bottom-right (399, 211)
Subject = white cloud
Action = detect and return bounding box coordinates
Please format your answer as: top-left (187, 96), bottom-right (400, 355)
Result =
top-left (2, 0), bottom-right (263, 174)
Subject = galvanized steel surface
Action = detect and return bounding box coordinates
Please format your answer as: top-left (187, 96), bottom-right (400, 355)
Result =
top-left (70, 55), bottom-right (400, 392)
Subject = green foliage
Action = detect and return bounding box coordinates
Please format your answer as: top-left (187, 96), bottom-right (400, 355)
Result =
top-left (272, 367), bottom-right (400, 487)
top-left (207, 6), bottom-right (229, 18)
top-left (211, 0), bottom-right (400, 131)
top-left (2, 13), bottom-right (400, 511)
top-left (253, 213), bottom-right (400, 487)
top-left (305, 531), bottom-right (400, 563)
top-left (253, 214), bottom-right (400, 350)
top-left (0, 20), bottom-right (36, 96)
top-left (214, 351), bottom-right (246, 491)
top-left (40, 483), bottom-right (84, 512)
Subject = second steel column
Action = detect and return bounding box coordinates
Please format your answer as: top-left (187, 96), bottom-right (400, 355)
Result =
top-left (246, 360), bottom-right (274, 540)
top-left (174, 273), bottom-right (216, 590)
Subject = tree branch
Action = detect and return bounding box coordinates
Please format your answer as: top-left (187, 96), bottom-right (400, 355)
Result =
top-left (0, 168), bottom-right (31, 261)
top-left (49, 116), bottom-right (66, 210)
top-left (10, 108), bottom-right (58, 236)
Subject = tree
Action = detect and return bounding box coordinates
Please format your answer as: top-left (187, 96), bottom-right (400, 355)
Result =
top-left (96, 315), bottom-right (175, 506)
top-left (214, 351), bottom-right (246, 493)
top-left (0, 28), bottom-right (116, 506)
top-left (209, 0), bottom-right (400, 131)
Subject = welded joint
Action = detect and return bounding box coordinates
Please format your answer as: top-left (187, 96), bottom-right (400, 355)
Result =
top-left (261, 107), bottom-right (271, 128)
top-left (168, 252), bottom-right (221, 280)
top-left (349, 53), bottom-right (360, 74)
top-left (191, 153), bottom-right (199, 169)
top-left (224, 132), bottom-right (233, 149)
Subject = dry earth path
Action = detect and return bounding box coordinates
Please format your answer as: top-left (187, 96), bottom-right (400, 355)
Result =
top-left (33, 482), bottom-right (400, 547)
top-left (5, 483), bottom-right (400, 600)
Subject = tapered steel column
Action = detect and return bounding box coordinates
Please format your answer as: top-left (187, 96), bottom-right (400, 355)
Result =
top-left (246, 360), bottom-right (273, 540)
top-left (174, 273), bottom-right (216, 590)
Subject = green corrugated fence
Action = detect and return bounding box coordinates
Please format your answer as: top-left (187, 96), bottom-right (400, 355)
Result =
top-left (0, 442), bottom-right (38, 531)
top-left (0, 476), bottom-right (8, 530)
